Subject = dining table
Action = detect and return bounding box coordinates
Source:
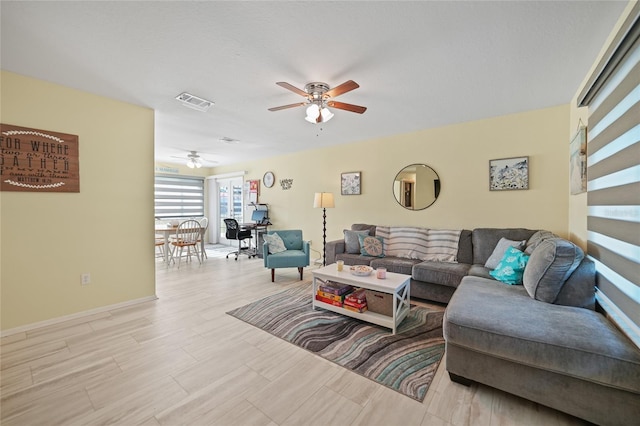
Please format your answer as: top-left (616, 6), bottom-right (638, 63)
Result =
top-left (155, 224), bottom-right (205, 264)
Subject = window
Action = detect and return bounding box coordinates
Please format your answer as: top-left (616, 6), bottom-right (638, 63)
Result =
top-left (154, 175), bottom-right (205, 219)
top-left (578, 6), bottom-right (640, 347)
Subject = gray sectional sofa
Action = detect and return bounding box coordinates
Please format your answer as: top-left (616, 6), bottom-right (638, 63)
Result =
top-left (326, 224), bottom-right (640, 425)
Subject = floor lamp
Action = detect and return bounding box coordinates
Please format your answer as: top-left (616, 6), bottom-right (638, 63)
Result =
top-left (313, 192), bottom-right (335, 266)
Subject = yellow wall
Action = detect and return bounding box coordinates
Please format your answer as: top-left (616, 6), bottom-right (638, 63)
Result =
top-left (1, 71), bottom-right (156, 332)
top-left (568, 1), bottom-right (638, 250)
top-left (211, 105), bottom-right (570, 259)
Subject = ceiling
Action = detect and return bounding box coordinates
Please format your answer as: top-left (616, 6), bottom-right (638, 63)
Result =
top-left (1, 1), bottom-right (627, 168)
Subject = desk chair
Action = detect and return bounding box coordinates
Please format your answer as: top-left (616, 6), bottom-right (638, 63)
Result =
top-left (224, 218), bottom-right (255, 260)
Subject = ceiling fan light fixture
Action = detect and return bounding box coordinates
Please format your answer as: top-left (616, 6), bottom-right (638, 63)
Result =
top-left (320, 107), bottom-right (334, 122)
top-left (187, 157), bottom-right (202, 168)
top-left (305, 103), bottom-right (320, 123)
top-left (186, 151), bottom-right (202, 168)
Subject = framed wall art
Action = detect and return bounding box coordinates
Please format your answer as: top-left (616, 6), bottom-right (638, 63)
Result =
top-left (1, 123), bottom-right (80, 192)
top-left (570, 126), bottom-right (587, 195)
top-left (341, 171), bottom-right (361, 195)
top-left (489, 156), bottom-right (529, 191)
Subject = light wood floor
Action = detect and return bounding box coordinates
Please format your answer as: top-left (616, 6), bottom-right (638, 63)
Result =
top-left (1, 250), bottom-right (588, 425)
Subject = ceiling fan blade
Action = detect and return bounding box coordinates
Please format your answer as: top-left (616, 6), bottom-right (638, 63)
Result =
top-left (276, 82), bottom-right (308, 97)
top-left (268, 102), bottom-right (307, 112)
top-left (325, 80), bottom-right (359, 98)
top-left (327, 101), bottom-right (367, 114)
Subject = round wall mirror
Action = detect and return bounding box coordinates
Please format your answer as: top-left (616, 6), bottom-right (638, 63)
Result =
top-left (393, 164), bottom-right (441, 210)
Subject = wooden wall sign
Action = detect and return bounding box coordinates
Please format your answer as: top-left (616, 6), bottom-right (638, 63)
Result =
top-left (1, 124), bottom-right (79, 192)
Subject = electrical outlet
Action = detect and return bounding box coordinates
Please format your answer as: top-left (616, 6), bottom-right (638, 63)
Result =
top-left (81, 273), bottom-right (91, 285)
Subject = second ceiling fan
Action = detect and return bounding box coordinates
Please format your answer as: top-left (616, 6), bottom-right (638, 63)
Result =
top-left (268, 80), bottom-right (366, 123)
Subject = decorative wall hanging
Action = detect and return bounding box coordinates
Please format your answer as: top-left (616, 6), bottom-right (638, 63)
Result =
top-left (489, 156), bottom-right (528, 191)
top-left (1, 123), bottom-right (79, 192)
top-left (280, 178), bottom-right (293, 190)
top-left (249, 179), bottom-right (260, 203)
top-left (341, 171), bottom-right (361, 195)
top-left (570, 126), bottom-right (587, 195)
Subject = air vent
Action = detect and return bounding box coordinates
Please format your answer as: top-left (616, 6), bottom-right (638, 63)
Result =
top-left (219, 137), bottom-right (239, 144)
top-left (175, 92), bottom-right (214, 112)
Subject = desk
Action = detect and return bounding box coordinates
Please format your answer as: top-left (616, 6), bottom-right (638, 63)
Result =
top-left (155, 225), bottom-right (205, 264)
top-left (240, 223), bottom-right (269, 258)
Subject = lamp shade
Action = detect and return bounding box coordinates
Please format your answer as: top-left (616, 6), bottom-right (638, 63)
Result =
top-left (313, 192), bottom-right (335, 208)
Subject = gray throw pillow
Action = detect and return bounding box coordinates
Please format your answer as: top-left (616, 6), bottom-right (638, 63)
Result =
top-left (263, 233), bottom-right (287, 254)
top-left (524, 230), bottom-right (557, 255)
top-left (523, 238), bottom-right (584, 303)
top-left (344, 229), bottom-right (370, 254)
top-left (484, 238), bottom-right (526, 269)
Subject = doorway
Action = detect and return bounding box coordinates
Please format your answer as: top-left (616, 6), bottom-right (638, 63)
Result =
top-left (216, 176), bottom-right (244, 244)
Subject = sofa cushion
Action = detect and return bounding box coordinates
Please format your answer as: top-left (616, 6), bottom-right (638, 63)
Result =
top-left (489, 246), bottom-right (530, 285)
top-left (358, 235), bottom-right (385, 257)
top-left (412, 261), bottom-right (471, 288)
top-left (444, 277), bottom-right (640, 394)
top-left (472, 228), bottom-right (537, 265)
top-left (554, 258), bottom-right (596, 309)
top-left (468, 264), bottom-right (494, 280)
top-left (523, 238), bottom-right (584, 303)
top-left (351, 223), bottom-right (377, 236)
top-left (457, 230), bottom-right (473, 265)
top-left (524, 230), bottom-right (558, 255)
top-left (371, 257), bottom-right (421, 275)
top-left (344, 229), bottom-right (369, 254)
top-left (335, 253), bottom-right (372, 266)
top-left (484, 237), bottom-right (526, 269)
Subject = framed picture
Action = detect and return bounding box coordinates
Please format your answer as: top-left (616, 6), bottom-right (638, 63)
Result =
top-left (341, 171), bottom-right (361, 195)
top-left (489, 156), bottom-right (529, 191)
top-left (248, 179), bottom-right (260, 203)
top-left (570, 127), bottom-right (587, 195)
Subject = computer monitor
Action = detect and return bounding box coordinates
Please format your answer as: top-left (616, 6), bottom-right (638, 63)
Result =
top-left (251, 209), bottom-right (268, 224)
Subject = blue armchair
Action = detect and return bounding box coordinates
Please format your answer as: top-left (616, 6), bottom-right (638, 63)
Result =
top-left (263, 230), bottom-right (310, 282)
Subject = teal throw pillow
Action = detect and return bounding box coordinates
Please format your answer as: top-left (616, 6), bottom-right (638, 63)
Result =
top-left (263, 232), bottom-right (287, 254)
top-left (358, 234), bottom-right (385, 257)
top-left (490, 246), bottom-right (530, 285)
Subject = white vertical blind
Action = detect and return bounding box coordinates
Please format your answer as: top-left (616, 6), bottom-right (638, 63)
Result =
top-left (579, 7), bottom-right (640, 346)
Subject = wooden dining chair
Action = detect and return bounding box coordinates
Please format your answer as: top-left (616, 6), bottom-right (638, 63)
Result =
top-left (195, 217), bottom-right (209, 260)
top-left (155, 238), bottom-right (165, 261)
top-left (169, 219), bottom-right (202, 268)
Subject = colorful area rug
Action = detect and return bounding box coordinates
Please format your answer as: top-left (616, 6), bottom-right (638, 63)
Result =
top-left (227, 284), bottom-right (445, 402)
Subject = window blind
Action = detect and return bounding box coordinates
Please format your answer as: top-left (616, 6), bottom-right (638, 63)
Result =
top-left (154, 175), bottom-right (205, 219)
top-left (579, 8), bottom-right (640, 346)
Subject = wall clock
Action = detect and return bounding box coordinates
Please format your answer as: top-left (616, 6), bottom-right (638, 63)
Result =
top-left (263, 171), bottom-right (275, 188)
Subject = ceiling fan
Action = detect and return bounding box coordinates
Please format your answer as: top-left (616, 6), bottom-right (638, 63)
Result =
top-left (268, 80), bottom-right (367, 123)
top-left (170, 151), bottom-right (216, 168)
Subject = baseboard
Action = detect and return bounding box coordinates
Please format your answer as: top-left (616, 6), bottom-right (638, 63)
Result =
top-left (0, 295), bottom-right (158, 338)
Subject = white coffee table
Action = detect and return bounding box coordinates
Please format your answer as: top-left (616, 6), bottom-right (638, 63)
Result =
top-left (312, 264), bottom-right (411, 334)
